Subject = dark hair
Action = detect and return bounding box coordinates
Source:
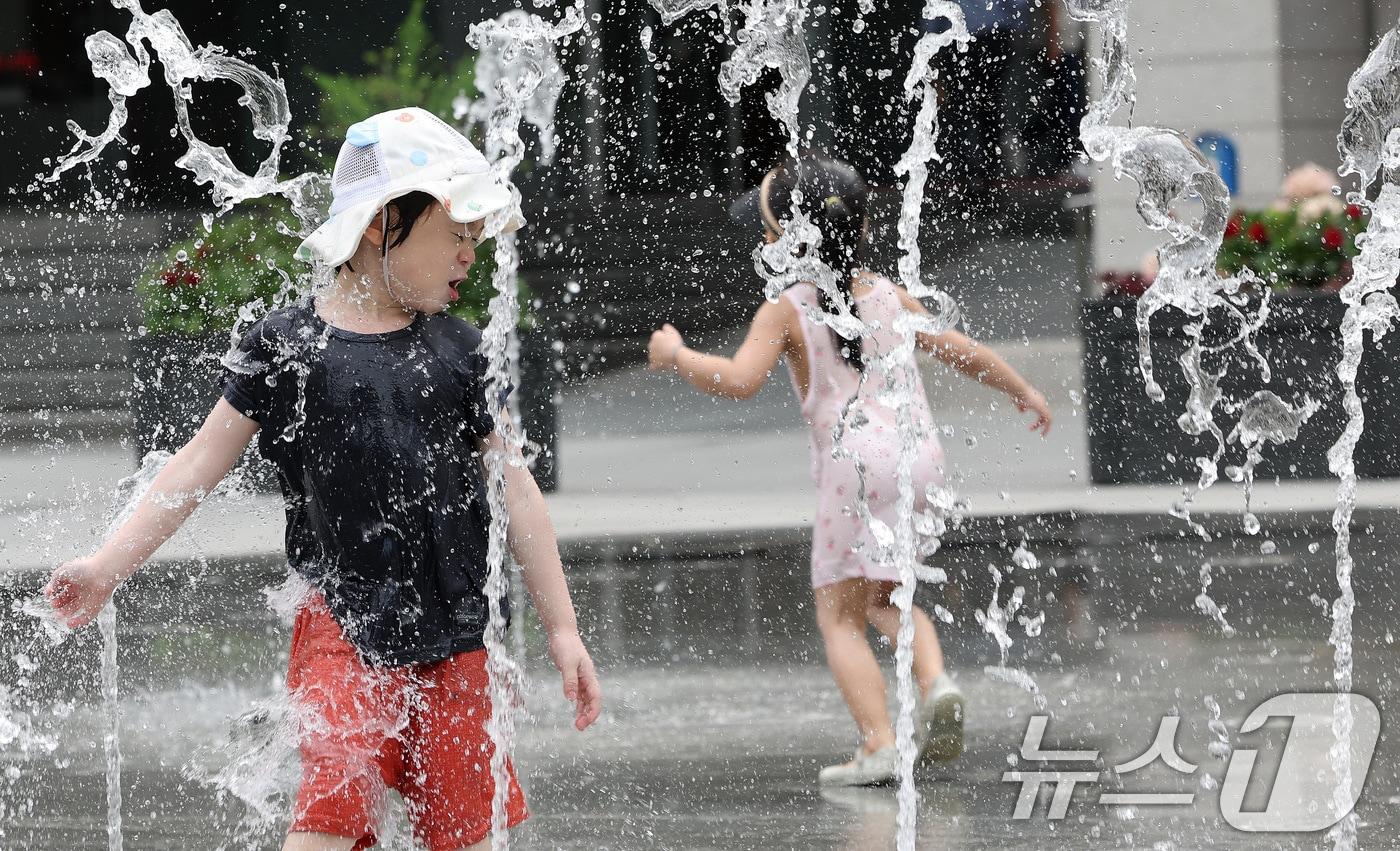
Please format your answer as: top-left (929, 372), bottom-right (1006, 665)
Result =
top-left (761, 151), bottom-right (871, 372)
top-left (339, 190), bottom-right (438, 273)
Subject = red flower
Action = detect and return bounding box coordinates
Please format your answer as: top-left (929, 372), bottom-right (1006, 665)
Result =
top-left (1247, 221), bottom-right (1270, 244)
top-left (1224, 214), bottom-right (1243, 240)
top-left (1346, 204), bottom-right (1364, 220)
top-left (1322, 225), bottom-right (1345, 252)
top-left (182, 270), bottom-right (202, 286)
top-left (160, 270), bottom-right (179, 288)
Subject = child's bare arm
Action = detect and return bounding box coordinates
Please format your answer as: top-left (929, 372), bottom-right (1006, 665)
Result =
top-left (481, 429), bottom-right (602, 731)
top-left (647, 298), bottom-right (792, 399)
top-left (896, 288), bottom-right (1053, 435)
top-left (44, 399), bottom-right (260, 627)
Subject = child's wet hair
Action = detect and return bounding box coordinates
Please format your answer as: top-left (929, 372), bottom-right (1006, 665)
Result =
top-left (762, 150), bottom-right (871, 372)
top-left (339, 190), bottom-right (439, 273)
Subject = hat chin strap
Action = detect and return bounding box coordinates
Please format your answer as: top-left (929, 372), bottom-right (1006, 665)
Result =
top-left (380, 206), bottom-right (405, 310)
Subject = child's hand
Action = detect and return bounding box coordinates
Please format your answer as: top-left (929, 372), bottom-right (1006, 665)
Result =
top-left (647, 324), bottom-right (685, 371)
top-left (44, 556), bottom-right (123, 629)
top-left (548, 630), bottom-right (602, 731)
top-left (1014, 389), bottom-right (1053, 436)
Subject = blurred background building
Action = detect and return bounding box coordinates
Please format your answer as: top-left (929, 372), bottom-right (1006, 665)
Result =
top-left (0, 0), bottom-right (1387, 441)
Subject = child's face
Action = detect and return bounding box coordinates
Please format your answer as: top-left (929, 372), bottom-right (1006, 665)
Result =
top-left (383, 202), bottom-right (486, 314)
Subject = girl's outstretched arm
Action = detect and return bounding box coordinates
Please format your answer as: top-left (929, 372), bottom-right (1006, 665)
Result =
top-left (896, 288), bottom-right (1054, 435)
top-left (485, 428), bottom-right (602, 732)
top-left (44, 398), bottom-right (261, 628)
top-left (647, 298), bottom-right (793, 400)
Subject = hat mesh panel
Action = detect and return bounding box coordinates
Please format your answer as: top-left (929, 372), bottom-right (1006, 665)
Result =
top-left (329, 142), bottom-right (392, 215)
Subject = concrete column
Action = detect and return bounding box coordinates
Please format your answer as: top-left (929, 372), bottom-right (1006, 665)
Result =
top-left (1278, 0), bottom-right (1370, 171)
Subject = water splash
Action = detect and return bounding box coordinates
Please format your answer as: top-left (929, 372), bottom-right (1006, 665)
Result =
top-left (1327, 20), bottom-right (1400, 850)
top-left (12, 453), bottom-right (173, 850)
top-left (48, 0), bottom-right (324, 469)
top-left (1063, 0), bottom-right (1306, 526)
top-left (38, 9), bottom-right (325, 843)
top-left (1060, 0), bottom-right (1308, 646)
top-left (641, 4), bottom-right (976, 845)
top-left (719, 0), bottom-right (810, 156)
top-left (96, 602), bottom-right (123, 851)
top-left (468, 9), bottom-right (582, 848)
top-left (180, 575), bottom-right (311, 847)
top-left (40, 0), bottom-right (325, 228)
top-left (984, 665), bottom-right (1048, 711)
top-left (461, 8), bottom-right (581, 167)
top-left (192, 694), bottom-right (301, 846)
top-left (880, 11), bottom-right (973, 846)
top-left (893, 1), bottom-right (969, 310)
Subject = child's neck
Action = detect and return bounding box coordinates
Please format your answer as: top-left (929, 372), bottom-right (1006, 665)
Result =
top-left (318, 270), bottom-right (416, 334)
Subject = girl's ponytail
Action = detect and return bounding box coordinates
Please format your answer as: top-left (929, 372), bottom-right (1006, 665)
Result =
top-left (763, 152), bottom-right (872, 373)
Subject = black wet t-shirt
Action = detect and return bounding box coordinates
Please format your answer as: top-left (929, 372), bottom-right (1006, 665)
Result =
top-left (221, 298), bottom-right (509, 666)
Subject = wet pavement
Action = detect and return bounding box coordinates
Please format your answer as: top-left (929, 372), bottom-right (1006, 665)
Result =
top-left (2, 510), bottom-right (1398, 849)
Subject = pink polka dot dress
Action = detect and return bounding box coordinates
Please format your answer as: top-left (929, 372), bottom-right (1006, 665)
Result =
top-left (781, 276), bottom-right (947, 589)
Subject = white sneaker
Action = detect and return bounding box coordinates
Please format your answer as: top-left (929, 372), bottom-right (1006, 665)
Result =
top-left (818, 745), bottom-right (898, 787)
top-left (918, 673), bottom-right (965, 763)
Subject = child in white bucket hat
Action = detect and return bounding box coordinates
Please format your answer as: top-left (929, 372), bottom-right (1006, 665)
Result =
top-left (46, 107), bottom-right (600, 850)
top-left (296, 105), bottom-right (522, 268)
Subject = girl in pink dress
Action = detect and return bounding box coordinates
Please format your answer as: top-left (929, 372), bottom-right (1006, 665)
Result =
top-left (648, 151), bottom-right (1052, 786)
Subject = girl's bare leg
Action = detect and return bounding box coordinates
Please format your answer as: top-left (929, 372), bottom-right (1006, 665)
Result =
top-left (864, 581), bottom-right (946, 696)
top-left (815, 578), bottom-right (896, 753)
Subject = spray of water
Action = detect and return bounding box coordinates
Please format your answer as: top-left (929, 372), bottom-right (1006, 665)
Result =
top-left (878, 7), bottom-right (973, 841)
top-left (13, 453), bottom-right (173, 851)
top-left (637, 3), bottom-right (989, 845)
top-left (44, 0), bottom-right (325, 441)
top-left (638, 3), bottom-right (988, 846)
top-left (1059, 0), bottom-right (1314, 637)
top-left (1064, 0), bottom-right (1309, 519)
top-left (1326, 20), bottom-right (1400, 849)
top-left (32, 3), bottom-right (353, 847)
top-left (40, 0), bottom-right (325, 229)
top-left (1064, 1), bottom-right (1396, 843)
top-left (468, 9), bottom-right (582, 848)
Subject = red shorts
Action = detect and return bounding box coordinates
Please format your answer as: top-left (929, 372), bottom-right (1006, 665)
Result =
top-left (286, 593), bottom-right (528, 850)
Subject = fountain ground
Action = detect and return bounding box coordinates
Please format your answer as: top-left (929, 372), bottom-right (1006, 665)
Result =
top-left (4, 516), bottom-right (1400, 849)
top-left (3, 331), bottom-right (1399, 847)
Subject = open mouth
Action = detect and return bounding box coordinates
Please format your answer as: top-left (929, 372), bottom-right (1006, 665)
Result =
top-left (447, 278), bottom-right (463, 301)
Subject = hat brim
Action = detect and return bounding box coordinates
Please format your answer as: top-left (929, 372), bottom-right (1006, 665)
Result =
top-left (296, 171), bottom-right (525, 267)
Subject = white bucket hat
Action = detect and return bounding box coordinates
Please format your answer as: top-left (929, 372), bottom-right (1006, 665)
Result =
top-left (295, 106), bottom-right (523, 267)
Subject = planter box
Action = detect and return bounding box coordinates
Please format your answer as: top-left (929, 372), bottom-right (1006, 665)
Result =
top-left (130, 332), bottom-right (280, 491)
top-left (1081, 293), bottom-right (1400, 484)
